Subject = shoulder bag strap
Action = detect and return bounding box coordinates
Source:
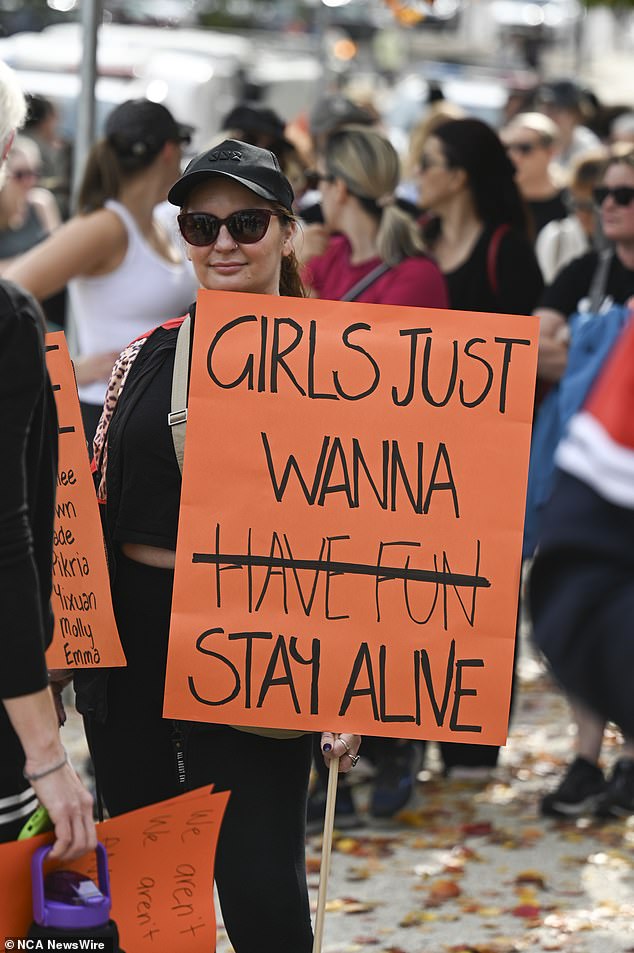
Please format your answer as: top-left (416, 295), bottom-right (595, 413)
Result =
top-left (487, 224), bottom-right (510, 298)
top-left (168, 313), bottom-right (191, 473)
top-left (341, 262), bottom-right (391, 302)
top-left (588, 247), bottom-right (614, 315)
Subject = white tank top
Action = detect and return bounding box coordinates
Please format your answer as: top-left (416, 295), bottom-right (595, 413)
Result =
top-left (70, 199), bottom-right (197, 406)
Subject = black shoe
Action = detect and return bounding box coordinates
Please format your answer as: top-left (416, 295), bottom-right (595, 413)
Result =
top-left (595, 758), bottom-right (634, 818)
top-left (540, 756), bottom-right (605, 818)
top-left (370, 743), bottom-right (420, 819)
top-left (306, 781), bottom-right (362, 834)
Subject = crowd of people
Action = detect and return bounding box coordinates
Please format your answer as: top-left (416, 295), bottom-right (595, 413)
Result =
top-left (2, 51), bottom-right (633, 951)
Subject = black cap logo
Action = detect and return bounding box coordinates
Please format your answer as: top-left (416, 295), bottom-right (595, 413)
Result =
top-left (208, 149), bottom-right (242, 163)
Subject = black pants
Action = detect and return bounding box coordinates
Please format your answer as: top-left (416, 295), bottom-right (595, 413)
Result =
top-left (87, 554), bottom-right (313, 953)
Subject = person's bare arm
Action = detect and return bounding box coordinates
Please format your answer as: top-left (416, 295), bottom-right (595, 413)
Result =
top-left (73, 351), bottom-right (121, 387)
top-left (535, 307), bottom-right (569, 383)
top-left (3, 687), bottom-right (95, 861)
top-left (4, 208), bottom-right (126, 301)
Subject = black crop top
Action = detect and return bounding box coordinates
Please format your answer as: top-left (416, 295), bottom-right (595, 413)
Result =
top-left (114, 346), bottom-right (182, 550)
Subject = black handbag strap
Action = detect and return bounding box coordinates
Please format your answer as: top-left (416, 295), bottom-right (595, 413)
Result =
top-left (341, 262), bottom-right (391, 301)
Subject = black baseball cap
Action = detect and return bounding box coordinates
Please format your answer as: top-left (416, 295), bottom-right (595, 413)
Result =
top-left (105, 99), bottom-right (194, 160)
top-left (167, 139), bottom-right (295, 212)
top-left (221, 101), bottom-right (288, 141)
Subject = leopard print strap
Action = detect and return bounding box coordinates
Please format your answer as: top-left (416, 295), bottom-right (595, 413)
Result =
top-left (93, 336), bottom-right (147, 501)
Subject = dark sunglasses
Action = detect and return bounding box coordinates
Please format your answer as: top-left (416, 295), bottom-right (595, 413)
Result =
top-left (593, 186), bottom-right (634, 207)
top-left (12, 168), bottom-right (39, 181)
top-left (177, 208), bottom-right (285, 246)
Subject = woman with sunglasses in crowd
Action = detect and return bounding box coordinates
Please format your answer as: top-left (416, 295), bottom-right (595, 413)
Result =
top-left (414, 117), bottom-right (543, 777)
top-left (416, 117), bottom-right (543, 319)
top-left (302, 124), bottom-right (448, 308)
top-left (75, 139), bottom-right (361, 953)
top-left (299, 124), bottom-right (447, 828)
top-left (0, 135), bottom-right (60, 262)
top-left (535, 147), bottom-right (608, 285)
top-left (500, 112), bottom-right (567, 239)
top-left (6, 98), bottom-right (197, 444)
top-left (530, 145), bottom-right (634, 820)
top-left (537, 145), bottom-right (634, 386)
top-left (0, 135), bottom-right (66, 329)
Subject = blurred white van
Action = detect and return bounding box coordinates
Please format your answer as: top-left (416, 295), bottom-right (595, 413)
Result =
top-left (0, 22), bottom-right (324, 151)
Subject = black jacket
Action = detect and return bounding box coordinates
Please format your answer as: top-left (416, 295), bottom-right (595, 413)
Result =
top-left (0, 280), bottom-right (58, 700)
top-left (0, 280), bottom-right (58, 778)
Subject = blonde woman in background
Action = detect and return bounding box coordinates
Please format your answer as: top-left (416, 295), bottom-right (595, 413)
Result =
top-left (0, 135), bottom-right (60, 256)
top-left (0, 136), bottom-right (65, 328)
top-left (302, 125), bottom-right (447, 828)
top-left (303, 124), bottom-right (448, 308)
top-left (501, 111), bottom-right (568, 237)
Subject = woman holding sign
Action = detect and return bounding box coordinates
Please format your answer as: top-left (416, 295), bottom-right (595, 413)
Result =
top-left (77, 140), bottom-right (361, 953)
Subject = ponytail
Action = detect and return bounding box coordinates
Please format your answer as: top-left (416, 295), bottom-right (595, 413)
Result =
top-left (77, 140), bottom-right (123, 214)
top-left (77, 137), bottom-right (162, 214)
top-left (376, 203), bottom-right (427, 267)
top-left (325, 126), bottom-right (429, 267)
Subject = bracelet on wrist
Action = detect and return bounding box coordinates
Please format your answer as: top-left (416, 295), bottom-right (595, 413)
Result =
top-left (24, 749), bottom-right (68, 783)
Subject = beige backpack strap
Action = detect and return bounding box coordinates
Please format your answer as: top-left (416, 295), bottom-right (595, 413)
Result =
top-left (168, 314), bottom-right (191, 472)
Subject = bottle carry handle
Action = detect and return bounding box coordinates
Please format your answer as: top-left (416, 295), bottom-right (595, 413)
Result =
top-left (31, 842), bottom-right (111, 926)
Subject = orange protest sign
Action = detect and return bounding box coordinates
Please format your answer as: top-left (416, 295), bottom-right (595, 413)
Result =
top-left (0, 786), bottom-right (228, 949)
top-left (45, 332), bottom-right (125, 669)
top-left (165, 291), bottom-right (539, 744)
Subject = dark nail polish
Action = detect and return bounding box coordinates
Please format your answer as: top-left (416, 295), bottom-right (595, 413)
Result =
top-left (323, 743), bottom-right (332, 752)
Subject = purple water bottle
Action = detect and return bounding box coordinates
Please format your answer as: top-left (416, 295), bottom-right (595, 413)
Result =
top-left (28, 842), bottom-right (125, 949)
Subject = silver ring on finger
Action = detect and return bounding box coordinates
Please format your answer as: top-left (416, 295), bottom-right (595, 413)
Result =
top-left (348, 753), bottom-right (360, 767)
top-left (339, 737), bottom-right (350, 754)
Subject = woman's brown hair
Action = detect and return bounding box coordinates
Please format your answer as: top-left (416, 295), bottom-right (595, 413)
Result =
top-left (77, 138), bottom-right (162, 214)
top-left (273, 203), bottom-right (305, 298)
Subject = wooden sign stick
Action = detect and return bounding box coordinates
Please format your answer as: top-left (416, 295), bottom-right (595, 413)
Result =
top-left (312, 755), bottom-right (340, 953)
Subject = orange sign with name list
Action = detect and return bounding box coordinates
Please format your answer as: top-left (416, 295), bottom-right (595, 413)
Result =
top-left (45, 332), bottom-right (125, 669)
top-left (165, 291), bottom-right (539, 744)
top-left (0, 786), bottom-right (228, 949)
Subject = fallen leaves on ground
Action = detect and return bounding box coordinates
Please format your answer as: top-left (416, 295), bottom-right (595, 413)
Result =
top-left (294, 664), bottom-right (634, 953)
top-left (325, 897), bottom-right (379, 915)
